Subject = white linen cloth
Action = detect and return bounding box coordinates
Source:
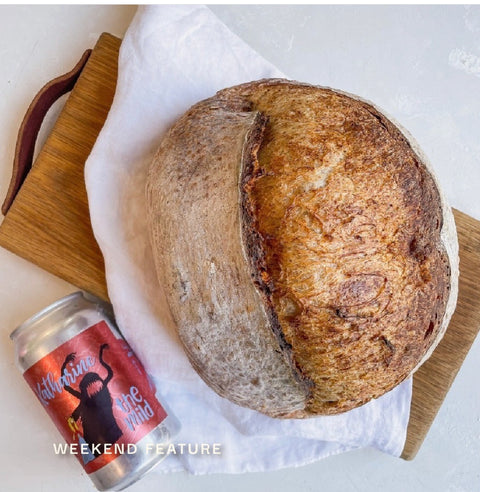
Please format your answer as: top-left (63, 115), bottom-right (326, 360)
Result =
top-left (85, 5), bottom-right (411, 474)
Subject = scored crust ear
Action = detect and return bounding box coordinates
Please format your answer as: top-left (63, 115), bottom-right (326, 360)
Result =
top-left (146, 97), bottom-right (310, 418)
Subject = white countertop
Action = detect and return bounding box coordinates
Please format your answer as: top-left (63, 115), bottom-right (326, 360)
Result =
top-left (0, 5), bottom-right (479, 492)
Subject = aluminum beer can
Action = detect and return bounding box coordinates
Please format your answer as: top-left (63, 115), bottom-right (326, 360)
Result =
top-left (10, 291), bottom-right (179, 490)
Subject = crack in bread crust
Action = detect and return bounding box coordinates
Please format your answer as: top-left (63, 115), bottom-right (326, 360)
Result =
top-left (240, 111), bottom-right (316, 397)
top-left (147, 95), bottom-right (310, 418)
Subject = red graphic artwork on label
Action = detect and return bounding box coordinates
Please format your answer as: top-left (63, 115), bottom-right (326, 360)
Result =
top-left (23, 321), bottom-right (167, 474)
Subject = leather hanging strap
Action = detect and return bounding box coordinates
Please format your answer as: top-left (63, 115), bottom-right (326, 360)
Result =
top-left (2, 49), bottom-right (92, 215)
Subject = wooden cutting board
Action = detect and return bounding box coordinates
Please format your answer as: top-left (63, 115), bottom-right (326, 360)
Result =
top-left (0, 33), bottom-right (479, 461)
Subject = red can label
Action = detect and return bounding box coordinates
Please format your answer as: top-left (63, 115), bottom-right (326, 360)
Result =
top-left (23, 321), bottom-right (167, 474)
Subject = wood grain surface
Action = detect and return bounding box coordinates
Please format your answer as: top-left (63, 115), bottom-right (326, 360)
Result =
top-left (401, 208), bottom-right (480, 459)
top-left (0, 32), bottom-right (478, 460)
top-left (0, 33), bottom-right (119, 301)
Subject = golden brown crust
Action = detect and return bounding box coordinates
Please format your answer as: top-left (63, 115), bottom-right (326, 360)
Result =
top-left (221, 79), bottom-right (450, 414)
top-left (148, 78), bottom-right (455, 418)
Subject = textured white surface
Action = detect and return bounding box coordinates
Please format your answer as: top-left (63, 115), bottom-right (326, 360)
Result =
top-left (0, 5), bottom-right (479, 492)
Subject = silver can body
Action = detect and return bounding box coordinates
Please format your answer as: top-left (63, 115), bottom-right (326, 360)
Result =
top-left (11, 291), bottom-right (179, 491)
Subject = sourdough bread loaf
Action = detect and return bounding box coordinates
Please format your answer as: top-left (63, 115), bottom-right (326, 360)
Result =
top-left (146, 79), bottom-right (459, 417)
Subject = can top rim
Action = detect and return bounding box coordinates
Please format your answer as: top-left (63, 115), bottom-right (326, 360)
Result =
top-left (10, 291), bottom-right (84, 341)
